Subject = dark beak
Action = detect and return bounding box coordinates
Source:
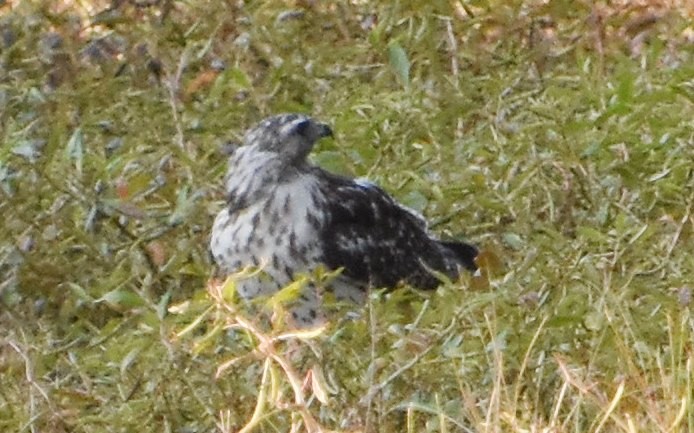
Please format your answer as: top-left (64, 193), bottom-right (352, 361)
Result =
top-left (317, 123), bottom-right (333, 138)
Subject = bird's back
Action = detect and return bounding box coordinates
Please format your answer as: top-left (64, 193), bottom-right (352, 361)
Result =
top-left (315, 169), bottom-right (477, 290)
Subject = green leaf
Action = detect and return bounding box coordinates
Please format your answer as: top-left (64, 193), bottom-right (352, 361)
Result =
top-left (97, 289), bottom-right (145, 310)
top-left (12, 139), bottom-right (41, 162)
top-left (502, 232), bottom-right (523, 250)
top-left (616, 68), bottom-right (635, 104)
top-left (220, 277), bottom-right (237, 303)
top-left (387, 41), bottom-right (410, 88)
top-left (267, 277), bottom-right (307, 307)
top-left (67, 282), bottom-right (94, 302)
top-left (228, 67), bottom-right (252, 89)
top-left (193, 323), bottom-right (225, 355)
top-left (576, 226), bottom-right (608, 243)
top-left (156, 290), bottom-right (172, 320)
top-left (66, 127), bottom-right (84, 175)
top-left (401, 190), bottom-right (428, 214)
top-left (168, 186), bottom-right (200, 226)
top-left (120, 347), bottom-right (142, 375)
top-left (584, 310), bottom-right (604, 331)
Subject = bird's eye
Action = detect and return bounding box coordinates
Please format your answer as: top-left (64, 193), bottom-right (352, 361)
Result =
top-left (293, 119), bottom-right (312, 136)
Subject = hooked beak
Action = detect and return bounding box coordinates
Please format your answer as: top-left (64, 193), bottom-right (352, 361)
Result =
top-left (317, 122), bottom-right (333, 139)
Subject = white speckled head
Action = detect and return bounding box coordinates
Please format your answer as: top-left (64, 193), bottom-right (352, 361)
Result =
top-left (244, 114), bottom-right (333, 164)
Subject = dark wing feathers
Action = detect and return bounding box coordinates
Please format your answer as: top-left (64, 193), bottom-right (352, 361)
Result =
top-left (316, 170), bottom-right (477, 289)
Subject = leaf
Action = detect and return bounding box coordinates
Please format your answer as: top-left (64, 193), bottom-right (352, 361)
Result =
top-left (502, 232), bottom-right (524, 250)
top-left (104, 136), bottom-right (123, 156)
top-left (309, 364), bottom-right (335, 404)
top-left (84, 205), bottom-right (98, 232)
top-left (97, 288), bottom-right (145, 310)
top-left (228, 67), bottom-right (252, 89)
top-left (66, 127), bottom-right (84, 175)
top-left (581, 140), bottom-right (603, 158)
top-left (67, 282), bottom-right (94, 302)
top-left (576, 226), bottom-right (608, 243)
top-left (156, 289), bottom-right (172, 320)
top-left (474, 248), bottom-right (503, 273)
top-left (584, 310), bottom-right (604, 331)
top-left (401, 190), bottom-right (428, 214)
top-left (115, 178), bottom-right (129, 199)
top-left (442, 334), bottom-right (464, 358)
top-left (193, 323), bottom-right (225, 355)
top-left (168, 186), bottom-right (200, 226)
top-left (616, 68), bottom-right (635, 104)
top-left (12, 139), bottom-right (41, 162)
top-left (145, 241), bottom-right (167, 267)
top-left (387, 41), bottom-right (410, 88)
top-left (266, 277), bottom-right (307, 307)
top-left (485, 330), bottom-right (507, 353)
top-left (220, 276), bottom-right (237, 303)
top-left (275, 325), bottom-right (327, 341)
top-left (175, 305), bottom-right (214, 339)
top-left (120, 347), bottom-right (142, 375)
top-left (0, 163), bottom-right (14, 196)
top-left (185, 69), bottom-right (219, 96)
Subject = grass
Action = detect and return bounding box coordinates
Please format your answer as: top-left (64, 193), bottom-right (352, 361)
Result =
top-left (1, 0), bottom-right (693, 432)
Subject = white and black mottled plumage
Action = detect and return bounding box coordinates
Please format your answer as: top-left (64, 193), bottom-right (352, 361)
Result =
top-left (211, 114), bottom-right (478, 326)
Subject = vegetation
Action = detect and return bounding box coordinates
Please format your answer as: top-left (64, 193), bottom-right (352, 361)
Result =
top-left (1, 0), bottom-right (693, 432)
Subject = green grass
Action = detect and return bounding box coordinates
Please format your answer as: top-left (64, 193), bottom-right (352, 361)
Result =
top-left (1, 1), bottom-right (693, 432)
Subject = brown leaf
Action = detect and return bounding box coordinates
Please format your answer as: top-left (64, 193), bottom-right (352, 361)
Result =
top-left (146, 241), bottom-right (167, 267)
top-left (185, 70), bottom-right (220, 97)
top-left (116, 178), bottom-right (129, 199)
top-left (475, 248), bottom-right (503, 274)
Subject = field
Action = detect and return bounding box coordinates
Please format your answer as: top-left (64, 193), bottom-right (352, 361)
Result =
top-left (1, 1), bottom-right (693, 432)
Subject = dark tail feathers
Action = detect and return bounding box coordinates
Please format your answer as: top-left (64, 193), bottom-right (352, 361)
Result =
top-left (440, 240), bottom-right (478, 272)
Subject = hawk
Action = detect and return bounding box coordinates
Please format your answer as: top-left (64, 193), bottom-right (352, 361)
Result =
top-left (211, 114), bottom-right (478, 326)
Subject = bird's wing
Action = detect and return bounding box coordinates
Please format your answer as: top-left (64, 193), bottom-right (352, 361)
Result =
top-left (316, 171), bottom-right (457, 289)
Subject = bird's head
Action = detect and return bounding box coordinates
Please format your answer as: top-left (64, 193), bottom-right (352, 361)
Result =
top-left (244, 113), bottom-right (333, 164)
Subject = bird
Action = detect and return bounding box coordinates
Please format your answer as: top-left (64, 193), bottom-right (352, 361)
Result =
top-left (210, 113), bottom-right (478, 326)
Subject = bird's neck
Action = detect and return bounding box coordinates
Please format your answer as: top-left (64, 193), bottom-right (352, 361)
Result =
top-left (224, 147), bottom-right (296, 209)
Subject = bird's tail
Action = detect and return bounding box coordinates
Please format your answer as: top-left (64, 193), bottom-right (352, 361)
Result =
top-left (439, 240), bottom-right (478, 272)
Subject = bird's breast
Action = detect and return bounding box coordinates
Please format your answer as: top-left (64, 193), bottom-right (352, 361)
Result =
top-left (210, 175), bottom-right (326, 297)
